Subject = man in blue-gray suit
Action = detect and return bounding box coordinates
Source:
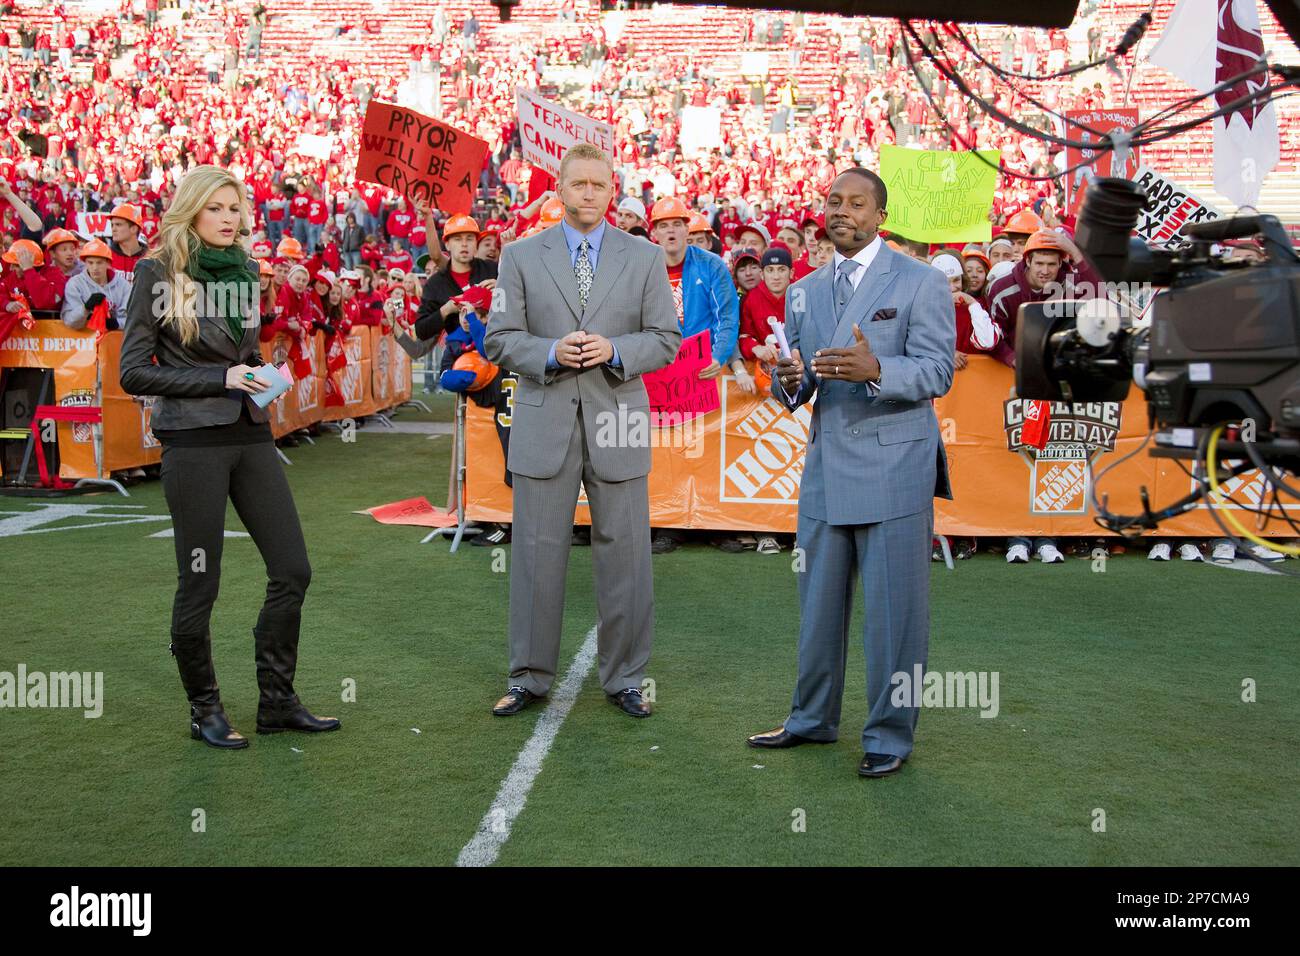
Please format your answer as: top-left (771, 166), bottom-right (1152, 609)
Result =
top-left (747, 168), bottom-right (955, 778)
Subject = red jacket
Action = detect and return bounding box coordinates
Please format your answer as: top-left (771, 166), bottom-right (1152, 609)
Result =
top-left (738, 282), bottom-right (785, 361)
top-left (2, 268), bottom-right (62, 312)
top-left (109, 239), bottom-right (146, 276)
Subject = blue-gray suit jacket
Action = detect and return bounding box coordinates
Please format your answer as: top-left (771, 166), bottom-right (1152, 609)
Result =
top-left (775, 242), bottom-right (956, 526)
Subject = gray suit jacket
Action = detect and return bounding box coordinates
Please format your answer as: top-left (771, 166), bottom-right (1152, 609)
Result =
top-left (484, 223), bottom-right (680, 482)
top-left (119, 257), bottom-right (269, 431)
top-left (776, 242), bottom-right (955, 525)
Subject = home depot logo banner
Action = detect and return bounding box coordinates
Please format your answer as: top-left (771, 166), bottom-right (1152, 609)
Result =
top-left (1003, 398), bottom-right (1120, 515)
top-left (720, 391), bottom-right (811, 503)
top-left (463, 358), bottom-right (1297, 537)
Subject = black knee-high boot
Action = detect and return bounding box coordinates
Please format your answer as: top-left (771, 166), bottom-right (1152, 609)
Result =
top-left (253, 609), bottom-right (340, 734)
top-left (170, 630), bottom-right (248, 749)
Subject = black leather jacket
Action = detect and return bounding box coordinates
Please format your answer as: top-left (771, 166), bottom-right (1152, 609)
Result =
top-left (119, 257), bottom-right (270, 431)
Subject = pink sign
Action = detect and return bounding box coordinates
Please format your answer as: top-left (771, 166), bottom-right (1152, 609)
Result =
top-left (642, 330), bottom-right (718, 424)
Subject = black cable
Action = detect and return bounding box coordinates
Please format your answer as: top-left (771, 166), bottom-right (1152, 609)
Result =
top-left (950, 8), bottom-right (1154, 84)
top-left (1241, 435), bottom-right (1300, 500)
top-left (1174, 452), bottom-right (1282, 519)
top-left (902, 20), bottom-right (1275, 151)
top-left (898, 19), bottom-right (1298, 185)
top-left (1193, 425), bottom-right (1300, 576)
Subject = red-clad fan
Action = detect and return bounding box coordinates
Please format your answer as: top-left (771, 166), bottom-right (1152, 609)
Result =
top-left (108, 203), bottom-right (147, 275)
top-left (289, 188), bottom-right (311, 239)
top-left (382, 245), bottom-right (414, 274)
top-left (264, 264), bottom-right (316, 378)
top-left (2, 239), bottom-right (62, 314)
top-left (338, 270), bottom-right (364, 329)
top-left (385, 200), bottom-right (415, 250)
top-left (39, 228), bottom-right (84, 304)
top-left (931, 253), bottom-right (1002, 356)
top-left (738, 244), bottom-right (791, 361)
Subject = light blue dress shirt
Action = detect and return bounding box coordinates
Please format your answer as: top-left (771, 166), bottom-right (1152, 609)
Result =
top-left (547, 219), bottom-right (621, 369)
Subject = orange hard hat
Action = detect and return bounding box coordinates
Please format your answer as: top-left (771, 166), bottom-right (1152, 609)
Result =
top-left (258, 258), bottom-right (275, 277)
top-left (1004, 208), bottom-right (1045, 236)
top-left (79, 238), bottom-right (112, 260)
top-left (1023, 230), bottom-right (1067, 256)
top-left (443, 213), bottom-right (480, 240)
top-left (43, 228), bottom-right (80, 250)
top-left (2, 238), bottom-right (45, 267)
top-left (538, 197), bottom-right (565, 227)
top-left (687, 212), bottom-right (712, 235)
top-left (452, 350), bottom-right (498, 391)
top-left (961, 243), bottom-right (991, 268)
top-left (109, 203), bottom-right (143, 228)
top-left (276, 236), bottom-right (305, 260)
top-left (650, 196), bottom-right (691, 224)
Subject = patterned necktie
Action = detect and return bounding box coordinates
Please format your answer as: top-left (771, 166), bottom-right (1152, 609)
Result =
top-left (835, 258), bottom-right (861, 320)
top-left (574, 238), bottom-right (594, 312)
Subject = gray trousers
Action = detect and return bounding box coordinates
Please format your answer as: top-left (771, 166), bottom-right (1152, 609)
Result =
top-left (507, 408), bottom-right (654, 697)
top-left (160, 442), bottom-right (311, 636)
top-left (784, 508), bottom-right (932, 757)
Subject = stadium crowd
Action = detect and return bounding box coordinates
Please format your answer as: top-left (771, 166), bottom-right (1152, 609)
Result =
top-left (0, 0), bottom-right (1292, 565)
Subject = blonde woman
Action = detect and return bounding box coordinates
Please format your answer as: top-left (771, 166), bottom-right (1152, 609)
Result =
top-left (120, 165), bottom-right (339, 750)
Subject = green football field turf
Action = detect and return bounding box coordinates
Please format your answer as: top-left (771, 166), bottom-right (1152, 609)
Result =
top-left (2, 393), bottom-right (1297, 866)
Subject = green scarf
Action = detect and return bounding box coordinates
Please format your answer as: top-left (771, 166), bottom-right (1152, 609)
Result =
top-left (186, 243), bottom-right (255, 343)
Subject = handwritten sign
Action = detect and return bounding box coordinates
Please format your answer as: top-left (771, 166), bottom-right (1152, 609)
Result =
top-left (642, 330), bottom-right (718, 424)
top-left (1064, 108), bottom-right (1140, 217)
top-left (355, 102), bottom-right (487, 213)
top-left (516, 88), bottom-right (615, 178)
top-left (1128, 165), bottom-right (1222, 246)
top-left (879, 146), bottom-right (1000, 244)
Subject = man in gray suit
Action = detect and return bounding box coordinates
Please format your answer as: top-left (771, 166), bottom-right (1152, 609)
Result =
top-left (483, 143), bottom-right (681, 719)
top-left (747, 168), bottom-right (955, 777)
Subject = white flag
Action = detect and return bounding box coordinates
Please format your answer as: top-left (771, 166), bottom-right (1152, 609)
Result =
top-left (1147, 0), bottom-right (1279, 208)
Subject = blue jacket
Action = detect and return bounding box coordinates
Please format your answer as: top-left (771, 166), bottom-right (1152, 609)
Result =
top-left (680, 245), bottom-right (739, 366)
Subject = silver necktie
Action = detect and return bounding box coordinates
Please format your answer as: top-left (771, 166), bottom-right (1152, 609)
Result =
top-left (835, 258), bottom-right (861, 319)
top-left (575, 238), bottom-right (594, 311)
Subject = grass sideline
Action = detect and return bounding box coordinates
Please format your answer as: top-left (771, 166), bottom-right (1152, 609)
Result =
top-left (1, 395), bottom-right (1296, 866)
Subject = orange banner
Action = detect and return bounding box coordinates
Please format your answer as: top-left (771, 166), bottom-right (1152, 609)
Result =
top-left (321, 329), bottom-right (372, 422)
top-left (464, 357), bottom-right (1298, 537)
top-left (0, 322), bottom-right (160, 479)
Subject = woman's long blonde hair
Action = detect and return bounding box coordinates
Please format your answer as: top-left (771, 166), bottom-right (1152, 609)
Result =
top-left (149, 165), bottom-right (252, 346)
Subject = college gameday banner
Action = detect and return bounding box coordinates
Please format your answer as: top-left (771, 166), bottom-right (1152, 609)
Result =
top-left (464, 357), bottom-right (1296, 537)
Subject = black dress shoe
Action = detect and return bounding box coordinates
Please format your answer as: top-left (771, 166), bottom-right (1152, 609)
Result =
top-left (857, 752), bottom-right (905, 777)
top-left (191, 706), bottom-right (249, 749)
top-left (256, 704), bottom-right (341, 734)
top-left (493, 685), bottom-right (541, 716)
top-left (746, 726), bottom-right (826, 748)
top-left (608, 687), bottom-right (651, 717)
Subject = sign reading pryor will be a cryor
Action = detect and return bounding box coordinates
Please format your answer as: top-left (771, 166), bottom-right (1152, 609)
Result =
top-left (355, 102), bottom-right (488, 212)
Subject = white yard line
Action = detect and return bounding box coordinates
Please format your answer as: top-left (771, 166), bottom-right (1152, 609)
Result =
top-left (456, 625), bottom-right (599, 867)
